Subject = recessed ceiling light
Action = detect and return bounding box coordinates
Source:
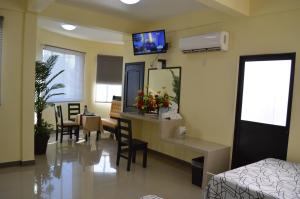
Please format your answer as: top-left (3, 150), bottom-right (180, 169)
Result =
top-left (61, 24), bottom-right (77, 31)
top-left (120, 0), bottom-right (140, 5)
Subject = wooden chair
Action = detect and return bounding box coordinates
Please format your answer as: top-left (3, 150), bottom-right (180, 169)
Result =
top-left (116, 118), bottom-right (148, 171)
top-left (55, 105), bottom-right (80, 143)
top-left (68, 103), bottom-right (81, 121)
top-left (101, 96), bottom-right (122, 137)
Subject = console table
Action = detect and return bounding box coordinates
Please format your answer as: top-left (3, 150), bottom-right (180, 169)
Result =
top-left (121, 112), bottom-right (230, 187)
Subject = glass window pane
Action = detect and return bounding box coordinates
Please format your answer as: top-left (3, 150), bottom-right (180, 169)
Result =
top-left (42, 47), bottom-right (84, 102)
top-left (241, 60), bottom-right (292, 126)
top-left (95, 84), bottom-right (122, 103)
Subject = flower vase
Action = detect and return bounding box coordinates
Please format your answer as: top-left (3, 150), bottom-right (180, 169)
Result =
top-left (159, 107), bottom-right (169, 119)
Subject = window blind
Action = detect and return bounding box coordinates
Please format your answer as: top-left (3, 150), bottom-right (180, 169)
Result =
top-left (96, 55), bottom-right (123, 84)
top-left (42, 45), bottom-right (85, 102)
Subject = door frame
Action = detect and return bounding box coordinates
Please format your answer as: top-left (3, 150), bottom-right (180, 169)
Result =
top-left (232, 53), bottom-right (296, 168)
top-left (123, 62), bottom-right (145, 112)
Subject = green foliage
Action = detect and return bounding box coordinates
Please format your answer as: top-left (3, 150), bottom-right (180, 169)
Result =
top-left (170, 69), bottom-right (180, 104)
top-left (34, 119), bottom-right (53, 135)
top-left (35, 55), bottom-right (65, 134)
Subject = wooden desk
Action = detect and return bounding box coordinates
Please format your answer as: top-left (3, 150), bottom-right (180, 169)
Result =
top-left (121, 112), bottom-right (230, 187)
top-left (163, 136), bottom-right (230, 187)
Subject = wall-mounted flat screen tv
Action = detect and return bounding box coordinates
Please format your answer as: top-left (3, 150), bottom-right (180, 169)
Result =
top-left (132, 30), bottom-right (167, 56)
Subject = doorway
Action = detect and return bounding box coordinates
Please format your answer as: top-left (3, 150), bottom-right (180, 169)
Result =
top-left (123, 62), bottom-right (145, 112)
top-left (232, 53), bottom-right (296, 168)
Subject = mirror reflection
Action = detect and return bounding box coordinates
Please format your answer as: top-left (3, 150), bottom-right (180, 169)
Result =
top-left (147, 67), bottom-right (181, 107)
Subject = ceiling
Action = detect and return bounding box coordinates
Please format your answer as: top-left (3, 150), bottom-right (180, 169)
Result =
top-left (57, 0), bottom-right (207, 22)
top-left (38, 17), bottom-right (124, 44)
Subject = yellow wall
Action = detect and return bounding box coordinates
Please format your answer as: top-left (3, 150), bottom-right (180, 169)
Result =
top-left (37, 28), bottom-right (124, 126)
top-left (0, 2), bottom-right (36, 163)
top-left (133, 7), bottom-right (300, 163)
top-left (2, 0), bottom-right (300, 165)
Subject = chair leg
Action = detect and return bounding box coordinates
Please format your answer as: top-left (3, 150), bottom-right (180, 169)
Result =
top-left (143, 146), bottom-right (148, 168)
top-left (76, 127), bottom-right (79, 142)
top-left (56, 129), bottom-right (58, 141)
top-left (60, 128), bottom-right (63, 143)
top-left (69, 127), bottom-right (72, 139)
top-left (96, 131), bottom-right (100, 141)
top-left (127, 149), bottom-right (132, 171)
top-left (85, 133), bottom-right (88, 142)
top-left (132, 149), bottom-right (136, 163)
top-left (116, 146), bottom-right (121, 166)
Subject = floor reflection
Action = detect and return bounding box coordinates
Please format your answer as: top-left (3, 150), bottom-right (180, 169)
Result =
top-left (93, 151), bottom-right (117, 174)
top-left (0, 133), bottom-right (201, 199)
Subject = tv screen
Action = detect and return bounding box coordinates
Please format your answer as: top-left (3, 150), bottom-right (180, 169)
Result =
top-left (132, 30), bottom-right (167, 55)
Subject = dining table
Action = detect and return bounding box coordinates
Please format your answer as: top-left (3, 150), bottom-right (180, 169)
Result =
top-left (75, 114), bottom-right (104, 141)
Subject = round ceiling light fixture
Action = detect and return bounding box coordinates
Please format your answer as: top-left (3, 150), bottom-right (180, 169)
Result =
top-left (120, 0), bottom-right (140, 5)
top-left (61, 24), bottom-right (77, 31)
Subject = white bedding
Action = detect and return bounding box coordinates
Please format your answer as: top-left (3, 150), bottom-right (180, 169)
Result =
top-left (205, 158), bottom-right (300, 199)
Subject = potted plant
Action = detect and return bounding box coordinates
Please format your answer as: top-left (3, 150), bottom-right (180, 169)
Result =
top-left (35, 55), bottom-right (64, 155)
top-left (135, 89), bottom-right (171, 116)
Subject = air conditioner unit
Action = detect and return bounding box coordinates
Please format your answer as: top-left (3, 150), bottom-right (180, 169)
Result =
top-left (179, 31), bottom-right (229, 53)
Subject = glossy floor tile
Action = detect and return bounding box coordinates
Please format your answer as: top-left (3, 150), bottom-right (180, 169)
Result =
top-left (0, 133), bottom-right (203, 199)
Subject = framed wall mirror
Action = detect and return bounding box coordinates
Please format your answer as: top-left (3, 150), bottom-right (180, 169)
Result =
top-left (147, 67), bottom-right (181, 111)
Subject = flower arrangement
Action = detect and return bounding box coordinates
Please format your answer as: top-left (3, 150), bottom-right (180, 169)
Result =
top-left (136, 89), bottom-right (171, 113)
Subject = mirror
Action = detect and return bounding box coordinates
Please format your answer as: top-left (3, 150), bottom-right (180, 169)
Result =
top-left (147, 67), bottom-right (181, 110)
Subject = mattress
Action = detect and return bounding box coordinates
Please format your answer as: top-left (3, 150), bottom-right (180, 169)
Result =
top-left (204, 158), bottom-right (300, 199)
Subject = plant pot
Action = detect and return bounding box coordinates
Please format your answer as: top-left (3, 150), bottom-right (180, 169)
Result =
top-left (34, 133), bottom-right (50, 155)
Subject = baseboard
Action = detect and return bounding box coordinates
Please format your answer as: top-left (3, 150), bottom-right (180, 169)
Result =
top-left (0, 160), bottom-right (35, 168)
top-left (21, 160), bottom-right (35, 166)
top-left (0, 161), bottom-right (21, 168)
top-left (148, 149), bottom-right (192, 167)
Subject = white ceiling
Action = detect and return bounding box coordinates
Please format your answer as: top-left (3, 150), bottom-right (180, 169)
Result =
top-left (57, 0), bottom-right (207, 22)
top-left (38, 17), bottom-right (124, 44)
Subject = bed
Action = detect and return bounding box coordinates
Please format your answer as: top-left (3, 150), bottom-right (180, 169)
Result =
top-left (204, 158), bottom-right (300, 199)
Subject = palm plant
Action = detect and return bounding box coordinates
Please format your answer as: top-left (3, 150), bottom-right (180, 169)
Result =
top-left (35, 55), bottom-right (65, 133)
top-left (170, 69), bottom-right (180, 104)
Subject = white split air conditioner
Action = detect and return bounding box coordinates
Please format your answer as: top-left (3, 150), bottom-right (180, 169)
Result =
top-left (179, 31), bottom-right (229, 53)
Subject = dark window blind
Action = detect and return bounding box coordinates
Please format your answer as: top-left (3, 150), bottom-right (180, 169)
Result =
top-left (96, 55), bottom-right (123, 85)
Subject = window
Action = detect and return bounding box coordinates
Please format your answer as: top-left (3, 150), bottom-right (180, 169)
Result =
top-left (95, 84), bottom-right (122, 103)
top-left (95, 55), bottom-right (123, 103)
top-left (0, 16), bottom-right (3, 105)
top-left (42, 46), bottom-right (85, 102)
top-left (241, 59), bottom-right (293, 126)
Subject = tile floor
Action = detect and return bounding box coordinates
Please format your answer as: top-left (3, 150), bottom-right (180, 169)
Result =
top-left (0, 133), bottom-right (203, 199)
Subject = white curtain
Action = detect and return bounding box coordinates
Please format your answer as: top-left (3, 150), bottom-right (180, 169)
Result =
top-left (42, 46), bottom-right (85, 102)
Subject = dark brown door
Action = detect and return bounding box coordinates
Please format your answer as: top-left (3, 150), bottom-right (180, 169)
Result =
top-left (123, 62), bottom-right (145, 112)
top-left (232, 53), bottom-right (296, 169)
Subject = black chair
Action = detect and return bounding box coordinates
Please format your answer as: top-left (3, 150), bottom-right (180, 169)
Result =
top-left (116, 118), bottom-right (148, 171)
top-left (55, 105), bottom-right (80, 143)
top-left (68, 103), bottom-right (81, 121)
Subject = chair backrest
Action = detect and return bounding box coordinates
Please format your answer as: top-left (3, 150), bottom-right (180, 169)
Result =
top-left (68, 103), bottom-right (80, 121)
top-left (56, 105), bottom-right (64, 126)
top-left (110, 97), bottom-right (121, 119)
top-left (117, 118), bottom-right (133, 146)
top-left (54, 105), bottom-right (58, 128)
